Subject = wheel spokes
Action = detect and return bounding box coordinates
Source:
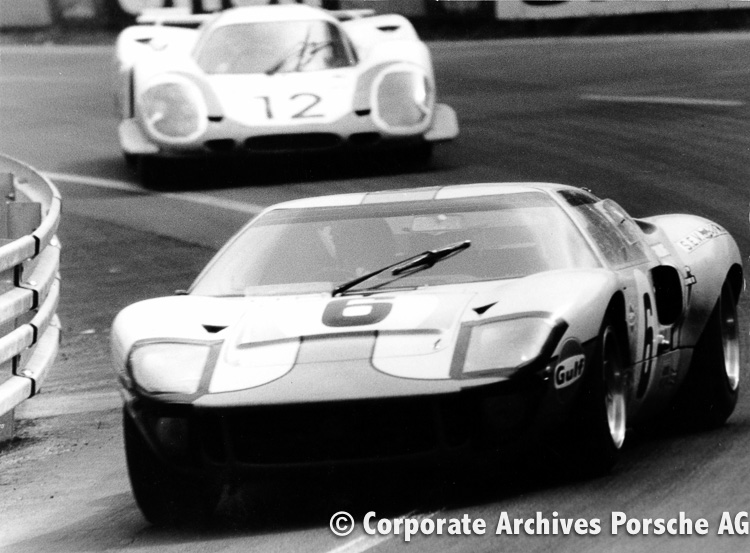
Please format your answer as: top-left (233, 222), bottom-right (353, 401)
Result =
top-left (720, 289), bottom-right (740, 391)
top-left (603, 328), bottom-right (627, 449)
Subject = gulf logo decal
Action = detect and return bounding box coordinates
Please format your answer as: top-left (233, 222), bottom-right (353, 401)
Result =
top-left (553, 338), bottom-right (586, 399)
top-left (554, 354), bottom-right (585, 389)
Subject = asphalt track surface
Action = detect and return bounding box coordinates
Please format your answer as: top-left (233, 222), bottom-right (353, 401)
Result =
top-left (0, 32), bottom-right (749, 552)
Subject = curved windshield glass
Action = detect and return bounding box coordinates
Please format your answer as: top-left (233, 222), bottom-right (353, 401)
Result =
top-left (195, 20), bottom-right (356, 75)
top-left (191, 192), bottom-right (601, 297)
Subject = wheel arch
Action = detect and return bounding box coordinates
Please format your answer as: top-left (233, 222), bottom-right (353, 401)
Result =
top-left (726, 263), bottom-right (743, 304)
top-left (604, 291), bottom-right (631, 367)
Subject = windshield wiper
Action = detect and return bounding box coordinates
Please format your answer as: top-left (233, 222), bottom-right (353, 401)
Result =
top-left (265, 25), bottom-right (313, 76)
top-left (331, 240), bottom-right (471, 297)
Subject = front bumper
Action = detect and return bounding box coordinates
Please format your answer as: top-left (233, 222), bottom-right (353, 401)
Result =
top-left (124, 374), bottom-right (555, 477)
top-left (119, 103), bottom-right (458, 157)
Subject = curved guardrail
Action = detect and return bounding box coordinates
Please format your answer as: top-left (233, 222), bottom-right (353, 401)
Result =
top-left (0, 155), bottom-right (61, 419)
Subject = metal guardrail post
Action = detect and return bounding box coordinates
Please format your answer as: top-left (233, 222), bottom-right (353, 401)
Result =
top-left (0, 156), bottom-right (62, 445)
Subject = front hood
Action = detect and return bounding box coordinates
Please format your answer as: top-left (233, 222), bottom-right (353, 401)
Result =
top-left (207, 70), bottom-right (357, 126)
top-left (113, 269), bottom-right (618, 402)
top-left (210, 289), bottom-right (477, 393)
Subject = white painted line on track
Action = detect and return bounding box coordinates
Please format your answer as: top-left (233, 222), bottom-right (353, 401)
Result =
top-left (429, 31), bottom-right (750, 48)
top-left (161, 191), bottom-right (264, 215)
top-left (0, 76), bottom-right (92, 84)
top-left (43, 172), bottom-right (265, 215)
top-left (0, 45), bottom-right (113, 55)
top-left (326, 534), bottom-right (392, 553)
top-left (44, 172), bottom-right (142, 193)
top-left (580, 94), bottom-right (744, 107)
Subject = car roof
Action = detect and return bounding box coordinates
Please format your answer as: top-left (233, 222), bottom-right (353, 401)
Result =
top-left (211, 5), bottom-right (336, 26)
top-left (270, 182), bottom-right (583, 211)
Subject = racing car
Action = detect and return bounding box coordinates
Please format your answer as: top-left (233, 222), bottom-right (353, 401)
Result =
top-left (114, 4), bottom-right (459, 186)
top-left (112, 182), bottom-right (742, 524)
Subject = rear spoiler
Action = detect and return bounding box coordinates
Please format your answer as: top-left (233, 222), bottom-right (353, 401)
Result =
top-left (136, 7), bottom-right (213, 27)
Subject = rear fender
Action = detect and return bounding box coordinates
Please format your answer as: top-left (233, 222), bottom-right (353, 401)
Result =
top-left (473, 269), bottom-right (623, 353)
top-left (643, 214), bottom-right (743, 347)
top-left (342, 14), bottom-right (420, 60)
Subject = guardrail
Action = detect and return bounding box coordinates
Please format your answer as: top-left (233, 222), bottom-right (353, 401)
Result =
top-left (0, 155), bottom-right (61, 432)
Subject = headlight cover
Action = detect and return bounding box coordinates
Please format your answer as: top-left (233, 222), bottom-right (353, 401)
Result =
top-left (139, 74), bottom-right (208, 143)
top-left (371, 64), bottom-right (433, 134)
top-left (459, 316), bottom-right (566, 378)
top-left (129, 340), bottom-right (214, 395)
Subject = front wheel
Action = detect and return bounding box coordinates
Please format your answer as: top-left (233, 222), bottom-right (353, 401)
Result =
top-left (670, 280), bottom-right (740, 429)
top-left (123, 410), bottom-right (221, 526)
top-left (404, 142), bottom-right (434, 169)
top-left (565, 312), bottom-right (628, 476)
top-left (135, 156), bottom-right (172, 189)
top-left (123, 152), bottom-right (138, 169)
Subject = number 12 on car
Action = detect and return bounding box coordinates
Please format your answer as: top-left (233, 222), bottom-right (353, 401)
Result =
top-left (255, 93), bottom-right (325, 120)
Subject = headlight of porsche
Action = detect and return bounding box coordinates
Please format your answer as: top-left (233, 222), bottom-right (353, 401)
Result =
top-left (128, 341), bottom-right (213, 394)
top-left (139, 74), bottom-right (208, 143)
top-left (371, 65), bottom-right (433, 134)
top-left (462, 316), bottom-right (564, 378)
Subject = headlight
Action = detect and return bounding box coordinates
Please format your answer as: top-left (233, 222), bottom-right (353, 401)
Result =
top-left (462, 316), bottom-right (562, 377)
top-left (129, 341), bottom-right (213, 394)
top-left (139, 74), bottom-right (208, 142)
top-left (371, 65), bottom-right (433, 133)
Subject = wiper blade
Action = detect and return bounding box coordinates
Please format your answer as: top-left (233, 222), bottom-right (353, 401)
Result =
top-left (265, 25), bottom-right (313, 76)
top-left (331, 240), bottom-right (471, 297)
top-left (392, 240), bottom-right (471, 276)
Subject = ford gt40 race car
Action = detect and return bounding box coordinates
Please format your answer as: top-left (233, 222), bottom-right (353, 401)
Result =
top-left (112, 182), bottom-right (742, 524)
top-left (114, 5), bottom-right (459, 186)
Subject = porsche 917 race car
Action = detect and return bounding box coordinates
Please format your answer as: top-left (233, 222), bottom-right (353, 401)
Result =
top-left (112, 182), bottom-right (742, 524)
top-left (114, 5), bottom-right (459, 186)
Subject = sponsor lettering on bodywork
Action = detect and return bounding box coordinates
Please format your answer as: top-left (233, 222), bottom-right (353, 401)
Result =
top-left (677, 223), bottom-right (727, 253)
top-left (553, 338), bottom-right (586, 404)
top-left (554, 354), bottom-right (585, 388)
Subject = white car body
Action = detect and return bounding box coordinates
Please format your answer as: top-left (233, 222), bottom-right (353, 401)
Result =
top-left (114, 5), bottom-right (458, 167)
top-left (112, 181), bottom-right (743, 524)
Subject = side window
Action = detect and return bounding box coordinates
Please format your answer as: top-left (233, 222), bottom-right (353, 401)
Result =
top-left (559, 191), bottom-right (649, 268)
top-left (599, 200), bottom-right (644, 247)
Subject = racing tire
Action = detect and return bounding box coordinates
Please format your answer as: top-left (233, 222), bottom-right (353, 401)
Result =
top-left (565, 311), bottom-right (628, 477)
top-left (389, 142), bottom-right (434, 171)
top-left (405, 142), bottom-right (434, 169)
top-left (410, 142), bottom-right (434, 165)
top-left (123, 152), bottom-right (138, 169)
top-left (670, 280), bottom-right (740, 430)
top-left (135, 156), bottom-right (167, 189)
top-left (123, 409), bottom-right (221, 526)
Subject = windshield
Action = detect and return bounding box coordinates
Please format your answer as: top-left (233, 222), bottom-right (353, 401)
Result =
top-left (191, 192), bottom-right (601, 297)
top-left (195, 20), bottom-right (356, 75)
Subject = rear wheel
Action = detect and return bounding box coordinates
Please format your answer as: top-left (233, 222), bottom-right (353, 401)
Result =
top-left (670, 280), bottom-right (739, 429)
top-left (123, 409), bottom-right (221, 526)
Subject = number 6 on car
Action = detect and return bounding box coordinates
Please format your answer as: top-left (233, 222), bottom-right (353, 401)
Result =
top-left (112, 181), bottom-right (742, 525)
